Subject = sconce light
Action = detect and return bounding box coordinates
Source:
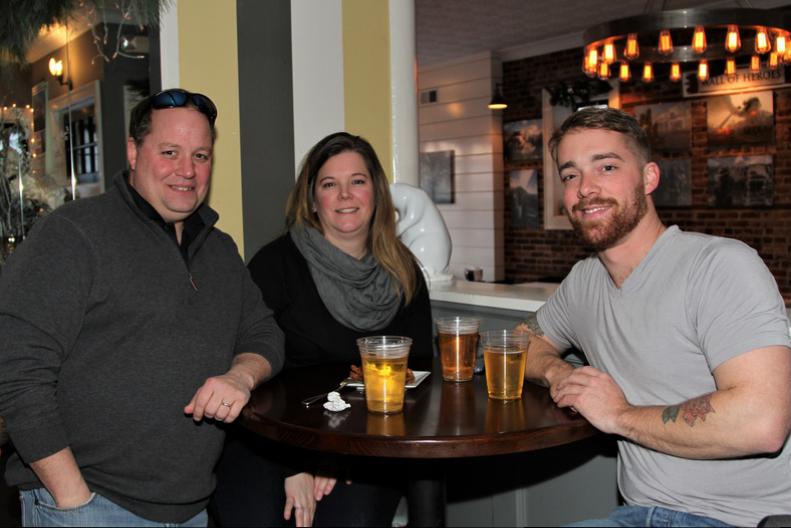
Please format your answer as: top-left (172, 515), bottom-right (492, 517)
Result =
top-left (488, 83), bottom-right (507, 110)
top-left (48, 57), bottom-right (72, 89)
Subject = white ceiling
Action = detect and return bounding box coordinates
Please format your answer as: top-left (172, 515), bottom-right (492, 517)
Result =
top-left (415, 0), bottom-right (791, 67)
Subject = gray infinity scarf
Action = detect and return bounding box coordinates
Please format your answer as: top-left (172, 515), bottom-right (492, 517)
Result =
top-left (289, 226), bottom-right (401, 332)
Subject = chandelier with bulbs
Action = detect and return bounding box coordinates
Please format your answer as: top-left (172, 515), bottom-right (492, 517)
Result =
top-left (582, 8), bottom-right (791, 83)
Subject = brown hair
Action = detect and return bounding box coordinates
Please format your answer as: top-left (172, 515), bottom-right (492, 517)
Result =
top-left (549, 107), bottom-right (651, 166)
top-left (286, 132), bottom-right (420, 303)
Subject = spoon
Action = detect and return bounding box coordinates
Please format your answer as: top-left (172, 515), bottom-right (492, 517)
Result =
top-left (301, 379), bottom-right (351, 407)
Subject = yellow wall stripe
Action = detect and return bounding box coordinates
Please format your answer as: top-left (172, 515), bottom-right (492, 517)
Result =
top-left (342, 0), bottom-right (392, 180)
top-left (177, 0), bottom-right (245, 255)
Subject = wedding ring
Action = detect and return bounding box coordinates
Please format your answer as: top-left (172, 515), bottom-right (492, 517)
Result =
top-left (221, 400), bottom-right (233, 408)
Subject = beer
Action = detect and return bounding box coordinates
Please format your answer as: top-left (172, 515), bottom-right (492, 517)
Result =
top-left (439, 332), bottom-right (478, 382)
top-left (436, 317), bottom-right (480, 382)
top-left (361, 353), bottom-right (409, 414)
top-left (484, 346), bottom-right (526, 400)
top-left (485, 396), bottom-right (526, 432)
top-left (366, 412), bottom-right (406, 436)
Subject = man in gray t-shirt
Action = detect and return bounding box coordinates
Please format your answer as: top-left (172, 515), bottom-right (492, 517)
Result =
top-left (523, 108), bottom-right (791, 527)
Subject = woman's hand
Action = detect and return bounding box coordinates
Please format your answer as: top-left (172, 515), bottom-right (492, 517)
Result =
top-left (284, 473), bottom-right (316, 527)
top-left (313, 475), bottom-right (337, 501)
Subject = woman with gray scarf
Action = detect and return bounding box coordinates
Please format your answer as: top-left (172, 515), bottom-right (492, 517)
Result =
top-left (213, 133), bottom-right (432, 528)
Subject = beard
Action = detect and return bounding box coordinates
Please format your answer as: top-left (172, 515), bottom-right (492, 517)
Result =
top-left (566, 183), bottom-right (648, 252)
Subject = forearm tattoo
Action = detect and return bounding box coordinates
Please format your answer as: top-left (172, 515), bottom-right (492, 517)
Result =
top-left (662, 394), bottom-right (715, 427)
top-left (522, 314), bottom-right (545, 336)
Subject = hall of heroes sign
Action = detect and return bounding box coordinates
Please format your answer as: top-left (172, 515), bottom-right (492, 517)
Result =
top-left (683, 67), bottom-right (787, 97)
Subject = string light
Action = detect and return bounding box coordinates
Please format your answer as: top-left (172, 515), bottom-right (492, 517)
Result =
top-left (776, 34), bottom-right (787, 56)
top-left (658, 30), bottom-right (673, 55)
top-left (598, 61), bottom-right (610, 80)
top-left (583, 10), bottom-right (786, 83)
top-left (692, 26), bottom-right (707, 54)
top-left (669, 62), bottom-right (681, 82)
top-left (755, 27), bottom-right (771, 54)
top-left (768, 52), bottom-right (779, 69)
top-left (585, 47), bottom-right (599, 76)
top-left (624, 33), bottom-right (639, 60)
top-left (642, 62), bottom-right (654, 83)
top-left (725, 25), bottom-right (741, 53)
top-left (619, 62), bottom-right (631, 82)
top-left (725, 57), bottom-right (736, 75)
top-left (697, 60), bottom-right (709, 81)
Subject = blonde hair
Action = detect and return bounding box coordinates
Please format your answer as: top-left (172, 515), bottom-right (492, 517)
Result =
top-left (285, 132), bottom-right (420, 304)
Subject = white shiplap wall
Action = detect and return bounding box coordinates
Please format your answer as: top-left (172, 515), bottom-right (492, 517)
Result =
top-left (418, 51), bottom-right (504, 282)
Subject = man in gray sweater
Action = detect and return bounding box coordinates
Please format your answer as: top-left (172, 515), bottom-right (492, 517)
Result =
top-left (0, 89), bottom-right (284, 526)
top-left (523, 107), bottom-right (790, 526)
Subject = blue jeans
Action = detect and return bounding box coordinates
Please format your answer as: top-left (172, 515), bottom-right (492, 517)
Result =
top-left (20, 488), bottom-right (207, 527)
top-left (567, 505), bottom-right (732, 527)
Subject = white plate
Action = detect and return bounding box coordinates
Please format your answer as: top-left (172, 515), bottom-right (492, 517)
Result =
top-left (346, 370), bottom-right (431, 390)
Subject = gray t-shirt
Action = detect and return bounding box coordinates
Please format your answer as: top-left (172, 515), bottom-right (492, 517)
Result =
top-left (537, 226), bottom-right (791, 527)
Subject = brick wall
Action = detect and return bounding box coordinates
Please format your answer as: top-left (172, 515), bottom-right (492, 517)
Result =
top-left (502, 49), bottom-right (791, 304)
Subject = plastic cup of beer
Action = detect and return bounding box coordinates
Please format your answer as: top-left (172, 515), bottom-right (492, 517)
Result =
top-left (481, 329), bottom-right (528, 400)
top-left (357, 336), bottom-right (412, 414)
top-left (436, 317), bottom-right (480, 382)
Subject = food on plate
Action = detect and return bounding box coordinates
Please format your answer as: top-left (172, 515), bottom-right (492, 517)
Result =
top-left (349, 364), bottom-right (415, 383)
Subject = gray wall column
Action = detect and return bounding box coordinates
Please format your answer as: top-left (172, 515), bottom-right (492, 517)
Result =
top-left (237, 0), bottom-right (295, 260)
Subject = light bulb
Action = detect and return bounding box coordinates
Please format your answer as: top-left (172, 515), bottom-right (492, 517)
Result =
top-left (755, 27), bottom-right (771, 54)
top-left (619, 62), bottom-right (631, 82)
top-left (697, 60), bottom-right (709, 81)
top-left (725, 25), bottom-right (741, 53)
top-left (658, 30), bottom-right (673, 55)
top-left (726, 58), bottom-right (736, 75)
top-left (586, 47), bottom-right (598, 71)
top-left (751, 55), bottom-right (761, 72)
top-left (624, 33), bottom-right (639, 60)
top-left (670, 62), bottom-right (681, 82)
top-left (642, 62), bottom-right (654, 83)
top-left (769, 52), bottom-right (779, 69)
top-left (598, 61), bottom-right (610, 80)
top-left (775, 34), bottom-right (787, 56)
top-left (692, 26), bottom-right (707, 54)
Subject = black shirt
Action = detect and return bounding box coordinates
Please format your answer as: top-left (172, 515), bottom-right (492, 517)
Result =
top-left (125, 176), bottom-right (204, 262)
top-left (247, 234), bottom-right (434, 369)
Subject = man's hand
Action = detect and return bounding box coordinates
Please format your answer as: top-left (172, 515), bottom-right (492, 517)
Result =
top-left (552, 366), bottom-right (631, 434)
top-left (30, 447), bottom-right (92, 509)
top-left (284, 473), bottom-right (316, 527)
top-left (184, 371), bottom-right (251, 423)
top-left (184, 353), bottom-right (272, 423)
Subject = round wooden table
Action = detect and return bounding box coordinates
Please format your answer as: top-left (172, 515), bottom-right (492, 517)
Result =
top-left (241, 359), bottom-right (597, 526)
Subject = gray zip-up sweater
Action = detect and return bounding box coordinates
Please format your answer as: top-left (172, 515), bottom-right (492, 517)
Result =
top-left (0, 177), bottom-right (284, 523)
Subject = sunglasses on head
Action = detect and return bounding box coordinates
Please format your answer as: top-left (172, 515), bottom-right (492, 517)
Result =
top-left (150, 89), bottom-right (218, 126)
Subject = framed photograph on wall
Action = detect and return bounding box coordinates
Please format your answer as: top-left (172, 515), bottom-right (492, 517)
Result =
top-left (419, 150), bottom-right (454, 204)
top-left (503, 119), bottom-right (542, 163)
top-left (654, 159), bottom-right (692, 207)
top-left (541, 81), bottom-right (620, 229)
top-left (631, 101), bottom-right (691, 154)
top-left (508, 168), bottom-right (540, 229)
top-left (707, 91), bottom-right (774, 149)
top-left (708, 155), bottom-right (773, 207)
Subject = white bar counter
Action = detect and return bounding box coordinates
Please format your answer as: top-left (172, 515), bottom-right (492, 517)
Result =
top-left (428, 280), bottom-right (558, 313)
top-left (429, 279), bottom-right (791, 335)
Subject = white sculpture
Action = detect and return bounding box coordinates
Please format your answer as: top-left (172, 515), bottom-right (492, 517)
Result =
top-left (390, 182), bottom-right (453, 286)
